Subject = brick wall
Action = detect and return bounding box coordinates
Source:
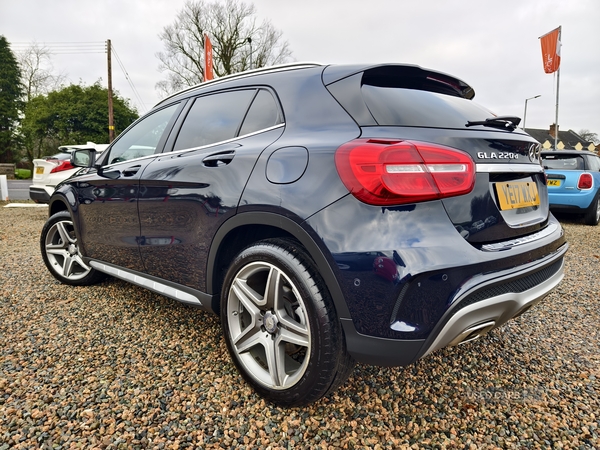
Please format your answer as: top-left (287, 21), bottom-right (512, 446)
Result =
top-left (0, 164), bottom-right (16, 179)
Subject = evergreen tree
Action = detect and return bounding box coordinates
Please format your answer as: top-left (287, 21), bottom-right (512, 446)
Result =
top-left (0, 36), bottom-right (24, 163)
top-left (21, 82), bottom-right (138, 161)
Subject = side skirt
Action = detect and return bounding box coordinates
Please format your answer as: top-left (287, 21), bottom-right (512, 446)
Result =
top-left (88, 260), bottom-right (216, 310)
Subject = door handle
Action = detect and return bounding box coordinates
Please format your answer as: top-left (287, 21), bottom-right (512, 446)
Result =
top-left (122, 165), bottom-right (141, 177)
top-left (202, 151), bottom-right (235, 167)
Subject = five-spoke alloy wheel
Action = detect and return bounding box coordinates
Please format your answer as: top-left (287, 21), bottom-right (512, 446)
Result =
top-left (221, 239), bottom-right (354, 407)
top-left (226, 260), bottom-right (312, 390)
top-left (41, 211), bottom-right (105, 285)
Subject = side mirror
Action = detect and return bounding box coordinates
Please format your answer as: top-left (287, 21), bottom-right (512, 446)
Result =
top-left (71, 148), bottom-right (97, 168)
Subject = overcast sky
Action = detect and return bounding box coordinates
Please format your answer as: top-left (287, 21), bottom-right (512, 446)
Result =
top-left (1, 0), bottom-right (599, 137)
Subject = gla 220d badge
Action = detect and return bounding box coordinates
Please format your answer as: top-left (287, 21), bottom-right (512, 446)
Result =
top-left (477, 152), bottom-right (519, 160)
top-left (477, 144), bottom-right (542, 164)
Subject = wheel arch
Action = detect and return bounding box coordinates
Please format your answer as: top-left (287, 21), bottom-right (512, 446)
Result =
top-left (207, 212), bottom-right (351, 320)
top-left (583, 190), bottom-right (600, 225)
top-left (48, 197), bottom-right (71, 217)
top-left (48, 184), bottom-right (80, 217)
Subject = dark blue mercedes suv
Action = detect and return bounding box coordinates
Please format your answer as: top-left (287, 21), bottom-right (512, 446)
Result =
top-left (41, 63), bottom-right (568, 406)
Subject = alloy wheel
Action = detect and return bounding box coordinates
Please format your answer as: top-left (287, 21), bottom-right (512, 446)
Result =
top-left (44, 219), bottom-right (92, 281)
top-left (226, 261), bottom-right (311, 390)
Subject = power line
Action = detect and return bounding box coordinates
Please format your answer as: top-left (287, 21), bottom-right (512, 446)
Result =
top-left (111, 44), bottom-right (148, 112)
top-left (12, 41), bottom-right (149, 113)
top-left (11, 42), bottom-right (106, 54)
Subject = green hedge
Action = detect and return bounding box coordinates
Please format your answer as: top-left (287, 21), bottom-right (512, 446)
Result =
top-left (15, 169), bottom-right (32, 180)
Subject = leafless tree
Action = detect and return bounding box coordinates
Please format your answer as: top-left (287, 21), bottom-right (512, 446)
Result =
top-left (16, 42), bottom-right (66, 102)
top-left (577, 129), bottom-right (599, 145)
top-left (156, 0), bottom-right (292, 96)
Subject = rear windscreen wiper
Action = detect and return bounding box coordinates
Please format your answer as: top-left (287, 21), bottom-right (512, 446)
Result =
top-left (466, 116), bottom-right (521, 131)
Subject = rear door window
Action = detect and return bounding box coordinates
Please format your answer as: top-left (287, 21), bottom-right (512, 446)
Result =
top-left (173, 89), bottom-right (256, 151)
top-left (587, 155), bottom-right (600, 171)
top-left (239, 89), bottom-right (283, 136)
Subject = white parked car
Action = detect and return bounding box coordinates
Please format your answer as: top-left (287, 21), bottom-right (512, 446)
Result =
top-left (29, 142), bottom-right (108, 203)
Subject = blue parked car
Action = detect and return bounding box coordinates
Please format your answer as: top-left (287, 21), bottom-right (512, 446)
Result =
top-left (542, 150), bottom-right (600, 226)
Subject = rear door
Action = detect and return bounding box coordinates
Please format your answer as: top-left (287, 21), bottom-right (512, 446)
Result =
top-left (137, 88), bottom-right (285, 291)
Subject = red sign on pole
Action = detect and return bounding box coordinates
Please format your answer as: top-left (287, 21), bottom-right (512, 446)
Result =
top-left (204, 34), bottom-right (214, 81)
top-left (539, 27), bottom-right (561, 74)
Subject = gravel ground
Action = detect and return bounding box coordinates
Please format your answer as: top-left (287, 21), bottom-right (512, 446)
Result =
top-left (0, 203), bottom-right (598, 449)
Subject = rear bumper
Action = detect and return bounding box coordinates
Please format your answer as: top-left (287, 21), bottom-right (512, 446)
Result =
top-left (29, 186), bottom-right (52, 203)
top-left (342, 242), bottom-right (568, 366)
top-left (548, 190), bottom-right (596, 211)
top-left (549, 202), bottom-right (597, 215)
top-left (418, 245), bottom-right (566, 358)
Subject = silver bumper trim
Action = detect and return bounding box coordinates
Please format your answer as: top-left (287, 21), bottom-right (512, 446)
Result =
top-left (481, 222), bottom-right (560, 251)
top-left (422, 254), bottom-right (565, 357)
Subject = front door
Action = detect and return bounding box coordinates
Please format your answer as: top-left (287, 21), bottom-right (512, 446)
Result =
top-left (74, 103), bottom-right (183, 271)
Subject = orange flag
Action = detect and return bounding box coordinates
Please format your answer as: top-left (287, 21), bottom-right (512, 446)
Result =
top-left (204, 34), bottom-right (214, 81)
top-left (539, 27), bottom-right (561, 74)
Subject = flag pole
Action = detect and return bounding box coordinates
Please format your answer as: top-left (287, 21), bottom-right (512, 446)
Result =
top-left (554, 26), bottom-right (561, 150)
top-left (539, 26), bottom-right (561, 149)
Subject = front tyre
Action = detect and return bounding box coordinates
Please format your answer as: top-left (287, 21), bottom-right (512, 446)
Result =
top-left (40, 211), bottom-right (106, 285)
top-left (221, 238), bottom-right (354, 407)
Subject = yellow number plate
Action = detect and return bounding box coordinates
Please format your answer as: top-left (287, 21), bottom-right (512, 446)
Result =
top-left (547, 179), bottom-right (561, 187)
top-left (496, 181), bottom-right (540, 211)
top-left (36, 167), bottom-right (44, 174)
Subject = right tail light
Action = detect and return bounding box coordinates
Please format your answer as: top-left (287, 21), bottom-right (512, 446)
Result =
top-left (49, 160), bottom-right (75, 173)
top-left (577, 173), bottom-right (593, 190)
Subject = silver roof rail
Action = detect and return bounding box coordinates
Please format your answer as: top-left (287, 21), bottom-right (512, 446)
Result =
top-left (156, 62), bottom-right (323, 107)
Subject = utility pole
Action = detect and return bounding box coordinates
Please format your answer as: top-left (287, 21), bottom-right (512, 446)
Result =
top-left (106, 39), bottom-right (115, 143)
top-left (247, 37), bottom-right (252, 70)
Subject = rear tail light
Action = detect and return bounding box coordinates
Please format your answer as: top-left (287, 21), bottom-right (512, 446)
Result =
top-left (335, 139), bottom-right (475, 206)
top-left (49, 160), bottom-right (74, 173)
top-left (578, 173), bottom-right (593, 190)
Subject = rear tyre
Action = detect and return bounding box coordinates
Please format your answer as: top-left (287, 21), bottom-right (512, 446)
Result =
top-left (40, 211), bottom-right (106, 285)
top-left (220, 238), bottom-right (354, 407)
top-left (583, 193), bottom-right (600, 226)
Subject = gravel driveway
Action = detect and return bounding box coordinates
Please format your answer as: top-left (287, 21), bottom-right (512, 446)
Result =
top-left (1, 204), bottom-right (598, 449)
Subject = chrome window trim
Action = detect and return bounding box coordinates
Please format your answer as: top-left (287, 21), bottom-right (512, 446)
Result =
top-left (100, 123), bottom-right (286, 168)
top-left (168, 123), bottom-right (285, 156)
top-left (101, 152), bottom-right (159, 169)
top-left (476, 163), bottom-right (544, 174)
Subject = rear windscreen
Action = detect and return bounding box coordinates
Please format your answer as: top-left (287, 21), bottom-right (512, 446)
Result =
top-left (48, 153), bottom-right (71, 161)
top-left (362, 85), bottom-right (492, 128)
top-left (542, 155), bottom-right (585, 170)
top-left (326, 67), bottom-right (494, 128)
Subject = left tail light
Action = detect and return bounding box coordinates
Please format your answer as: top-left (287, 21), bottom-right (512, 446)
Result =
top-left (49, 160), bottom-right (74, 173)
top-left (335, 139), bottom-right (476, 206)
